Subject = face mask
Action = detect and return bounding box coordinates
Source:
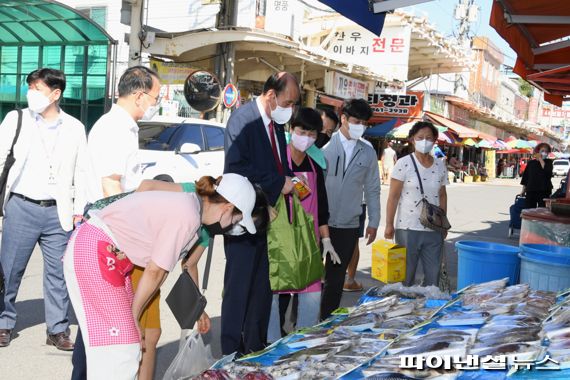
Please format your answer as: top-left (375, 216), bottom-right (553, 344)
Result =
top-left (225, 223), bottom-right (246, 236)
top-left (140, 96), bottom-right (159, 121)
top-left (203, 220), bottom-right (233, 236)
top-left (415, 139), bottom-right (435, 154)
top-left (291, 133), bottom-right (316, 152)
top-left (348, 123), bottom-right (365, 140)
top-left (540, 151), bottom-right (548, 159)
top-left (27, 89), bottom-right (53, 114)
top-left (315, 133), bottom-right (330, 148)
top-left (270, 96), bottom-right (293, 124)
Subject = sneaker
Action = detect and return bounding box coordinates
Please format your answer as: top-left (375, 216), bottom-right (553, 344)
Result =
top-left (343, 280), bottom-right (364, 292)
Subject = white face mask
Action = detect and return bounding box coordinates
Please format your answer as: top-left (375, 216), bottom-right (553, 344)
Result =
top-left (27, 89), bottom-right (53, 114)
top-left (540, 151), bottom-right (548, 159)
top-left (291, 133), bottom-right (316, 152)
top-left (415, 139), bottom-right (435, 154)
top-left (270, 96), bottom-right (293, 124)
top-left (348, 123), bottom-right (365, 140)
top-left (140, 96), bottom-right (159, 121)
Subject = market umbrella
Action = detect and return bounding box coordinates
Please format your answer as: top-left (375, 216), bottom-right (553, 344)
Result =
top-left (364, 118), bottom-right (402, 137)
top-left (477, 140), bottom-right (493, 149)
top-left (462, 138), bottom-right (478, 147)
top-left (493, 140), bottom-right (509, 149)
top-left (506, 139), bottom-right (531, 149)
top-left (527, 140), bottom-right (540, 148)
top-left (387, 122), bottom-right (447, 139)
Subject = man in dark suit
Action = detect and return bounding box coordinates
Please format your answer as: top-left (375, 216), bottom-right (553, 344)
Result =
top-left (223, 72), bottom-right (299, 355)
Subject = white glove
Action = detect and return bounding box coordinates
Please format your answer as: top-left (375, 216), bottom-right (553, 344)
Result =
top-left (322, 237), bottom-right (341, 265)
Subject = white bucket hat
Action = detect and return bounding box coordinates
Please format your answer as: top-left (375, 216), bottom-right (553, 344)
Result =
top-left (215, 173), bottom-right (257, 234)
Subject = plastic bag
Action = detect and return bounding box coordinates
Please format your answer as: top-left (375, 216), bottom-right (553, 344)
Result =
top-left (163, 330), bottom-right (215, 380)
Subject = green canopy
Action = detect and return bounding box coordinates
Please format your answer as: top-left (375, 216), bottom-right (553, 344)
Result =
top-left (0, 0), bottom-right (117, 128)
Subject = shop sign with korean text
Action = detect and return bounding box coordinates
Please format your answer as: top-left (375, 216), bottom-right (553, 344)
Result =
top-left (368, 91), bottom-right (424, 122)
top-left (326, 25), bottom-right (412, 81)
top-left (265, 0), bottom-right (294, 37)
top-left (324, 71), bottom-right (369, 100)
top-left (150, 59), bottom-right (196, 85)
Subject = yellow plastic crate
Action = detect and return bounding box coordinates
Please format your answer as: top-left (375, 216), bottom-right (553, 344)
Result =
top-left (371, 240), bottom-right (406, 283)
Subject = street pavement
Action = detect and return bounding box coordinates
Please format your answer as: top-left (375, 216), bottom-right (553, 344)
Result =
top-left (0, 177), bottom-right (563, 379)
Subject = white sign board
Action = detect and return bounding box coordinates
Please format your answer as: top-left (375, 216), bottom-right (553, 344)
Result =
top-left (265, 0), bottom-right (294, 37)
top-left (326, 25), bottom-right (412, 81)
top-left (324, 71), bottom-right (369, 100)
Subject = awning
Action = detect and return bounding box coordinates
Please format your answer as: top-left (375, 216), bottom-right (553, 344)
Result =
top-left (316, 1), bottom-right (434, 36)
top-left (497, 149), bottom-right (532, 155)
top-left (490, 0), bottom-right (570, 106)
top-left (386, 120), bottom-right (447, 139)
top-left (317, 0), bottom-right (386, 36)
top-left (364, 118), bottom-right (402, 138)
top-left (424, 111), bottom-right (480, 138)
top-left (318, 94), bottom-right (344, 108)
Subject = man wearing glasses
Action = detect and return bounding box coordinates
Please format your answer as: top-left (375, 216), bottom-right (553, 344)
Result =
top-left (76, 66), bottom-right (162, 380)
top-left (86, 66), bottom-right (161, 202)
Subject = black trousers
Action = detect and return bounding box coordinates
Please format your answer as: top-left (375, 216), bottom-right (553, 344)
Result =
top-left (221, 233), bottom-right (272, 356)
top-left (320, 227), bottom-right (359, 320)
top-left (525, 191), bottom-right (550, 209)
top-left (71, 329), bottom-right (86, 380)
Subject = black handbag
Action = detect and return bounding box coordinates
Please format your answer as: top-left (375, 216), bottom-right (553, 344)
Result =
top-left (410, 154), bottom-right (451, 233)
top-left (0, 109), bottom-right (23, 217)
top-left (165, 267), bottom-right (207, 330)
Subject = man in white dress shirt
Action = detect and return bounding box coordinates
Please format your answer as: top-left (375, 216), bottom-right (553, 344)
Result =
top-left (73, 66), bottom-right (162, 380)
top-left (0, 68), bottom-right (87, 350)
top-left (86, 66), bottom-right (161, 203)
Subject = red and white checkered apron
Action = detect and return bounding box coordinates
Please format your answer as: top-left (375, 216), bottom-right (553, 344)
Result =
top-left (70, 223), bottom-right (139, 346)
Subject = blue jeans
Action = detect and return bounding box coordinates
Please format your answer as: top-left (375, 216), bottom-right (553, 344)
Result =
top-left (267, 291), bottom-right (321, 343)
top-left (0, 195), bottom-right (71, 334)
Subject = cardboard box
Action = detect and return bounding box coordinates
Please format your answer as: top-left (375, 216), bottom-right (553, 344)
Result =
top-left (371, 240), bottom-right (406, 283)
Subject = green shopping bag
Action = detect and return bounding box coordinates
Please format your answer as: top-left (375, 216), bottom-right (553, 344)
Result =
top-left (267, 195), bottom-right (323, 291)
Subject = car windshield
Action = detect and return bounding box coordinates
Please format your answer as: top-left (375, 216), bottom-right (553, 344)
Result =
top-left (554, 161), bottom-right (569, 166)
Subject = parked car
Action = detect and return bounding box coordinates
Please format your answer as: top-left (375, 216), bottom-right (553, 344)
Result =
top-left (138, 117), bottom-right (225, 183)
top-left (553, 159), bottom-right (570, 177)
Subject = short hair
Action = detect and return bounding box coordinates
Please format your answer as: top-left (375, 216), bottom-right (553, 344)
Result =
top-left (342, 98), bottom-right (373, 121)
top-left (291, 107), bottom-right (323, 133)
top-left (318, 108), bottom-right (339, 127)
top-left (26, 68), bottom-right (66, 93)
top-left (408, 121), bottom-right (438, 140)
top-left (262, 72), bottom-right (299, 96)
top-left (535, 142), bottom-right (552, 153)
top-left (117, 66), bottom-right (159, 98)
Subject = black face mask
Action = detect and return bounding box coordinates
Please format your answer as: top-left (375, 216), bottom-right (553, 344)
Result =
top-left (315, 133), bottom-right (331, 148)
top-left (203, 219), bottom-right (233, 235)
top-left (202, 216), bottom-right (233, 236)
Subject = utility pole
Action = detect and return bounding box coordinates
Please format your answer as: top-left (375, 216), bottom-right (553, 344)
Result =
top-left (128, 0), bottom-right (143, 67)
top-left (454, 0), bottom-right (477, 95)
top-left (213, 0), bottom-right (237, 122)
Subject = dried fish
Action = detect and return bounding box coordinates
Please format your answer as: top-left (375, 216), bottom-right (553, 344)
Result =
top-left (395, 341), bottom-right (451, 355)
top-left (338, 313), bottom-right (381, 328)
top-left (376, 315), bottom-right (426, 330)
top-left (470, 343), bottom-right (540, 357)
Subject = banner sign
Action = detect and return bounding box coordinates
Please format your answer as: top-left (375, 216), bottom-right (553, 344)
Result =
top-left (324, 71), bottom-right (369, 100)
top-left (368, 91), bottom-right (424, 121)
top-left (327, 25), bottom-right (412, 81)
top-left (150, 59), bottom-right (196, 85)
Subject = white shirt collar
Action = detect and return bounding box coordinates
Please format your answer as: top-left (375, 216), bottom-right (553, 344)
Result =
top-left (34, 109), bottom-right (64, 129)
top-left (339, 129), bottom-right (356, 147)
top-left (256, 96), bottom-right (272, 128)
top-left (111, 104), bottom-right (139, 133)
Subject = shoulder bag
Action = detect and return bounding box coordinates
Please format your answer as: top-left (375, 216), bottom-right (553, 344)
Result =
top-left (409, 154), bottom-right (451, 233)
top-left (166, 267), bottom-right (207, 330)
top-left (0, 109), bottom-right (23, 217)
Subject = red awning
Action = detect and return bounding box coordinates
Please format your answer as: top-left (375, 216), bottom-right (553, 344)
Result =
top-left (490, 0), bottom-right (570, 106)
top-left (424, 111), bottom-right (480, 138)
top-left (318, 94), bottom-right (344, 108)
